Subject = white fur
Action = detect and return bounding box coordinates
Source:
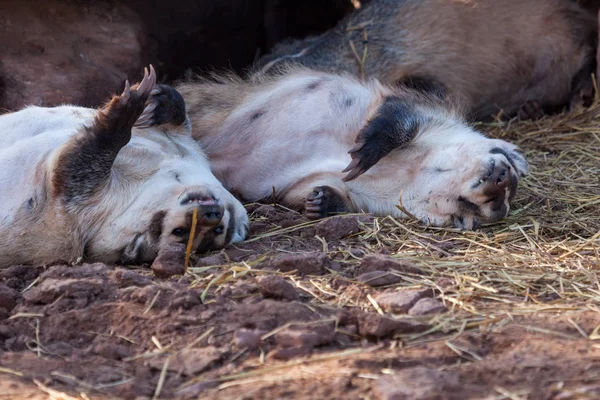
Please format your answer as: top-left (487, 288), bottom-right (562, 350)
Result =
top-left (193, 70), bottom-right (529, 228)
top-left (0, 104), bottom-right (249, 267)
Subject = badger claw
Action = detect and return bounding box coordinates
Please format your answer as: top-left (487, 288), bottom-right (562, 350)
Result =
top-left (120, 80), bottom-right (131, 104)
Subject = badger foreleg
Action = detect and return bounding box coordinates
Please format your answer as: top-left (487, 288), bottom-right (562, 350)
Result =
top-left (343, 96), bottom-right (421, 181)
top-left (135, 84), bottom-right (189, 129)
top-left (52, 67), bottom-right (156, 206)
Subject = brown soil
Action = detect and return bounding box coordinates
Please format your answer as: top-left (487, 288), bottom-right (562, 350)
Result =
top-left (0, 202), bottom-right (599, 399)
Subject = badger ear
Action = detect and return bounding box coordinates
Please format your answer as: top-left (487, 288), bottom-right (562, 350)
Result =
top-left (52, 67), bottom-right (156, 206)
top-left (343, 95), bottom-right (421, 181)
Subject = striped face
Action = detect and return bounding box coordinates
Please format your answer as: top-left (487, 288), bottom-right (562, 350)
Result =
top-left (412, 137), bottom-right (529, 229)
top-left (116, 186), bottom-right (250, 265)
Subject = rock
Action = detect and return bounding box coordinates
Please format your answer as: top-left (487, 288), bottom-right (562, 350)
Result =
top-left (152, 243), bottom-right (186, 279)
top-left (176, 347), bottom-right (222, 376)
top-left (268, 346), bottom-right (313, 361)
top-left (45, 342), bottom-right (73, 357)
top-left (196, 254), bottom-right (225, 267)
top-left (0, 1), bottom-right (150, 111)
top-left (274, 324), bottom-right (335, 348)
top-left (358, 313), bottom-right (429, 338)
top-left (22, 278), bottom-right (106, 305)
top-left (356, 271), bottom-right (402, 287)
top-left (0, 266), bottom-right (43, 291)
top-left (408, 298), bottom-right (447, 316)
top-left (356, 255), bottom-right (424, 276)
top-left (374, 290), bottom-right (433, 314)
top-left (258, 276), bottom-right (299, 301)
top-left (109, 269), bottom-right (152, 288)
top-left (233, 328), bottom-right (266, 350)
top-left (146, 347), bottom-right (222, 376)
top-left (92, 343), bottom-right (131, 360)
top-left (315, 216), bottom-right (366, 240)
top-left (170, 290), bottom-right (202, 309)
top-left (0, 284), bottom-right (18, 312)
top-left (375, 367), bottom-right (460, 400)
top-left (258, 252), bottom-right (330, 275)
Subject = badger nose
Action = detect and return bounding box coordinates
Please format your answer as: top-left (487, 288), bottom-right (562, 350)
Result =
top-left (180, 191), bottom-right (224, 227)
top-left (185, 201), bottom-right (223, 227)
top-left (492, 163), bottom-right (510, 189)
top-left (197, 202), bottom-right (223, 226)
top-left (482, 161), bottom-right (511, 198)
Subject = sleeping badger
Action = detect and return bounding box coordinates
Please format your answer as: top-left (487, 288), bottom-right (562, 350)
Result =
top-left (0, 67), bottom-right (248, 268)
top-left (177, 68), bottom-right (529, 229)
top-left (258, 0), bottom-right (597, 120)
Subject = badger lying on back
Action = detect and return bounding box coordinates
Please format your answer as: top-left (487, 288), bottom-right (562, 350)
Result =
top-left (0, 67), bottom-right (249, 268)
top-left (177, 68), bottom-right (529, 229)
top-left (258, 0), bottom-right (597, 120)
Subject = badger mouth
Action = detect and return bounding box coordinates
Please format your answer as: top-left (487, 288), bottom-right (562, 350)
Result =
top-left (179, 191), bottom-right (219, 206)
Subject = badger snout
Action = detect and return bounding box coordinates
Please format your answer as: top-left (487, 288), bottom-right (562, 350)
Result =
top-left (482, 160), bottom-right (511, 196)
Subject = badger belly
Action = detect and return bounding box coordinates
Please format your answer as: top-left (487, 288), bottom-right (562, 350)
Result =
top-left (210, 74), bottom-right (377, 200)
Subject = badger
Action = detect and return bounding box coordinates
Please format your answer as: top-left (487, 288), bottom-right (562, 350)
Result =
top-left (0, 67), bottom-right (249, 268)
top-left (177, 68), bottom-right (529, 229)
top-left (258, 0), bottom-right (598, 120)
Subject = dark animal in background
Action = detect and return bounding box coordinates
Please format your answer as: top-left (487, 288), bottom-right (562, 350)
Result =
top-left (259, 0), bottom-right (598, 120)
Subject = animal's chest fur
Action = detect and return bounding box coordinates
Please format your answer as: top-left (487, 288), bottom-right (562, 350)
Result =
top-left (202, 75), bottom-right (382, 200)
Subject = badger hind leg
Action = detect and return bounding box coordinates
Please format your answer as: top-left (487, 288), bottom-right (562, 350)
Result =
top-left (135, 84), bottom-right (188, 129)
top-left (52, 66), bottom-right (156, 205)
top-left (569, 60), bottom-right (596, 111)
top-left (277, 173), bottom-right (352, 220)
top-left (305, 186), bottom-right (349, 219)
top-left (517, 100), bottom-right (544, 121)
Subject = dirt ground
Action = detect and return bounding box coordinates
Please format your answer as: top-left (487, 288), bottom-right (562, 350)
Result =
top-left (1, 108), bottom-right (600, 399)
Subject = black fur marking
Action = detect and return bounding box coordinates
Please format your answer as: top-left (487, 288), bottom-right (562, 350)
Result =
top-left (397, 76), bottom-right (447, 100)
top-left (343, 97), bottom-right (354, 108)
top-left (53, 87), bottom-right (150, 205)
top-left (305, 185), bottom-right (348, 219)
top-left (306, 80), bottom-right (322, 91)
top-left (170, 171), bottom-right (182, 183)
top-left (149, 210), bottom-right (167, 240)
top-left (457, 196), bottom-right (481, 215)
top-left (144, 84), bottom-right (187, 127)
top-left (224, 203), bottom-right (236, 245)
top-left (250, 110), bottom-right (266, 121)
top-left (343, 96), bottom-right (421, 181)
top-left (119, 233), bottom-right (153, 265)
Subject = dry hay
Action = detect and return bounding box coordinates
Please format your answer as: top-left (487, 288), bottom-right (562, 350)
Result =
top-left (3, 99), bottom-right (600, 399)
top-left (176, 99), bottom-right (600, 396)
top-left (191, 99), bottom-right (600, 333)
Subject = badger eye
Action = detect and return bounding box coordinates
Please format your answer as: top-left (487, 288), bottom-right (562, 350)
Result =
top-left (171, 227), bottom-right (188, 237)
top-left (213, 226), bottom-right (224, 235)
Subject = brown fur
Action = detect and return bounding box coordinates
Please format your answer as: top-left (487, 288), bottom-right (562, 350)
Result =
top-left (257, 0), bottom-right (598, 119)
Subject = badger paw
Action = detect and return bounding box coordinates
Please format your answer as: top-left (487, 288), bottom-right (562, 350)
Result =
top-left (305, 186), bottom-right (348, 220)
top-left (100, 65), bottom-right (156, 137)
top-left (135, 84), bottom-right (187, 128)
top-left (517, 100), bottom-right (544, 121)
